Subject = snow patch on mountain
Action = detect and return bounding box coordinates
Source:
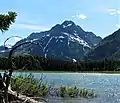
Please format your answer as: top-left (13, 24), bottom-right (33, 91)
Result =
top-left (46, 34), bottom-right (50, 36)
top-left (73, 33), bottom-right (77, 36)
top-left (62, 32), bottom-right (69, 36)
top-left (67, 23), bottom-right (72, 27)
top-left (61, 32), bottom-right (91, 48)
top-left (69, 34), bottom-right (91, 48)
top-left (56, 39), bottom-right (59, 42)
top-left (74, 30), bottom-right (77, 33)
top-left (59, 36), bottom-right (64, 39)
top-left (63, 23), bottom-right (72, 28)
top-left (43, 37), bottom-right (53, 52)
top-left (63, 25), bottom-right (66, 28)
top-left (73, 59), bottom-right (77, 62)
top-left (60, 40), bottom-right (63, 42)
top-left (55, 37), bottom-right (57, 39)
top-left (31, 38), bottom-right (38, 41)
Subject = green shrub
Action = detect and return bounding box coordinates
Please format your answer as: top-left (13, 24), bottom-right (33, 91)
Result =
top-left (11, 73), bottom-right (48, 97)
top-left (60, 86), bottom-right (66, 97)
top-left (79, 88), bottom-right (89, 97)
top-left (60, 86), bottom-right (97, 98)
top-left (66, 86), bottom-right (79, 97)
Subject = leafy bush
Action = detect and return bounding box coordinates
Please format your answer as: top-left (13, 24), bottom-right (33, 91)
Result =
top-left (60, 86), bottom-right (97, 98)
top-left (67, 86), bottom-right (79, 97)
top-left (11, 73), bottom-right (48, 97)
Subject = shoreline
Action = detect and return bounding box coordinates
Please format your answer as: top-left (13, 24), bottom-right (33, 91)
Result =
top-left (1, 70), bottom-right (120, 74)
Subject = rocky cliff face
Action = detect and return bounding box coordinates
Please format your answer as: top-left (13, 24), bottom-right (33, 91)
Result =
top-left (0, 20), bottom-right (102, 60)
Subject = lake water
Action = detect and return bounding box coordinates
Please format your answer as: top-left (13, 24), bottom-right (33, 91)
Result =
top-left (4, 72), bottom-right (120, 103)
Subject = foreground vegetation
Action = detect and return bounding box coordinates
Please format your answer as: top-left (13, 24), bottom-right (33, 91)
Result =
top-left (11, 74), bottom-right (49, 97)
top-left (60, 86), bottom-right (97, 98)
top-left (11, 74), bottom-right (98, 100)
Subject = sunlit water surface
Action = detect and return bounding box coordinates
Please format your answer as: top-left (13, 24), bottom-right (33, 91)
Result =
top-left (11, 72), bottom-right (120, 103)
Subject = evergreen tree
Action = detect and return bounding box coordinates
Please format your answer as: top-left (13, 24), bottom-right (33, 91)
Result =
top-left (0, 11), bottom-right (17, 103)
top-left (0, 12), bottom-right (17, 32)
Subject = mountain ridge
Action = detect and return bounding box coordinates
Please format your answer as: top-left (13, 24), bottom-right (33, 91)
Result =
top-left (13, 20), bottom-right (102, 60)
top-left (86, 29), bottom-right (120, 60)
top-left (0, 20), bottom-right (102, 60)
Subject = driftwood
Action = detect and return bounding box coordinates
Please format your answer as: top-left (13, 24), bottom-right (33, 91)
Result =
top-left (0, 73), bottom-right (47, 103)
top-left (0, 40), bottom-right (47, 103)
top-left (8, 87), bottom-right (46, 103)
top-left (0, 86), bottom-right (47, 103)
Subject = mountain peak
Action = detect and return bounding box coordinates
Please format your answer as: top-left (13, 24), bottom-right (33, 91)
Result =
top-left (61, 20), bottom-right (75, 28)
top-left (8, 20), bottom-right (102, 60)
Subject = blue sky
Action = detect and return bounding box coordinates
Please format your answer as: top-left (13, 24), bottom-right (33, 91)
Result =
top-left (0, 0), bottom-right (120, 45)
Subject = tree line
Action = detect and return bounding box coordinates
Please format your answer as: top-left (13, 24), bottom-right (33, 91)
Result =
top-left (0, 55), bottom-right (120, 71)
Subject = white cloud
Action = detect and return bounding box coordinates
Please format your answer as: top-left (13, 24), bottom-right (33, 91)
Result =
top-left (72, 14), bottom-right (87, 20)
top-left (13, 23), bottom-right (50, 31)
top-left (76, 14), bottom-right (87, 19)
top-left (107, 8), bottom-right (120, 15)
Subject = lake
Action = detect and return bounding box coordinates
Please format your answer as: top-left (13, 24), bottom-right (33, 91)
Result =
top-left (4, 72), bottom-right (120, 103)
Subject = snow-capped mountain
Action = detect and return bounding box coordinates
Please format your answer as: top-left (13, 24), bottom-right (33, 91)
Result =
top-left (2, 20), bottom-right (102, 60)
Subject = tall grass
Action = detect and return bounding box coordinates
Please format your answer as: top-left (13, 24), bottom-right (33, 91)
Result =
top-left (11, 73), bottom-right (49, 97)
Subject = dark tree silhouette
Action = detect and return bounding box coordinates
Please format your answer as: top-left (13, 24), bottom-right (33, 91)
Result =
top-left (0, 11), bottom-right (17, 103)
top-left (0, 12), bottom-right (17, 32)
